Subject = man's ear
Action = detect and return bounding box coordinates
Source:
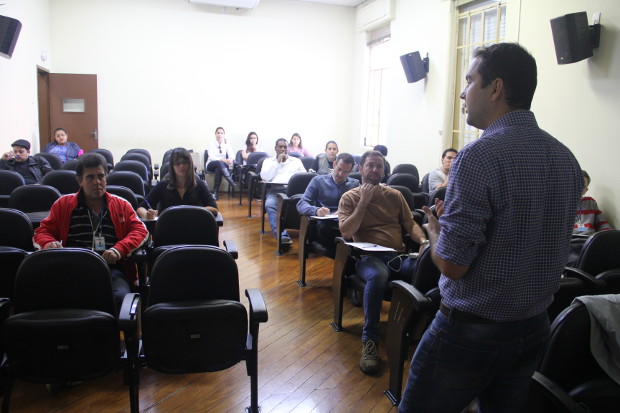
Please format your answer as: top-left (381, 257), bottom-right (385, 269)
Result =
top-left (490, 78), bottom-right (504, 101)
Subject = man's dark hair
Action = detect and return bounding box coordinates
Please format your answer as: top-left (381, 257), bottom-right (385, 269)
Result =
top-left (275, 138), bottom-right (287, 148)
top-left (473, 43), bottom-right (537, 110)
top-left (359, 150), bottom-right (384, 167)
top-left (373, 145), bottom-right (388, 157)
top-left (335, 153), bottom-right (355, 166)
top-left (76, 152), bottom-right (107, 177)
top-left (442, 148), bottom-right (458, 158)
top-left (582, 170), bottom-right (591, 185)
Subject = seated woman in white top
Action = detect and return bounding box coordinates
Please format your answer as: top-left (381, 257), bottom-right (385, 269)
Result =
top-left (206, 126), bottom-right (237, 199)
top-left (428, 148), bottom-right (458, 191)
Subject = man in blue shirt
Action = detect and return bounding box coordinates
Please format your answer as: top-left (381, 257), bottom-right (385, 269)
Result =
top-left (297, 153), bottom-right (359, 257)
top-left (399, 43), bottom-right (582, 412)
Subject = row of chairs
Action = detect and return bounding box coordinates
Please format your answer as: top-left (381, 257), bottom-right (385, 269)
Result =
top-left (0, 245), bottom-right (267, 412)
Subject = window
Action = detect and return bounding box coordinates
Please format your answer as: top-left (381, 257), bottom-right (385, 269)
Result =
top-left (451, 0), bottom-right (506, 149)
top-left (362, 25), bottom-right (391, 148)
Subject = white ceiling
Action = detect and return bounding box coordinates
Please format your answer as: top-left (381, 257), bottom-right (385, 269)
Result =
top-left (290, 0), bottom-right (365, 7)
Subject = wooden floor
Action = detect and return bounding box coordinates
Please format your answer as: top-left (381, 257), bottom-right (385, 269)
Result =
top-left (8, 193), bottom-right (406, 413)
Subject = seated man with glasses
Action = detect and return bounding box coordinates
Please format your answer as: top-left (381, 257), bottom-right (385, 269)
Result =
top-left (428, 148), bottom-right (458, 190)
top-left (338, 150), bottom-right (428, 376)
top-left (296, 153), bottom-right (359, 258)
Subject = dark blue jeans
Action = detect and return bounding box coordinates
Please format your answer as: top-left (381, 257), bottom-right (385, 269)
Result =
top-left (356, 253), bottom-right (417, 343)
top-left (398, 309), bottom-right (550, 413)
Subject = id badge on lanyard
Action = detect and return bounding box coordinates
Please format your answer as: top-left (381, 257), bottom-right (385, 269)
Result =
top-left (93, 234), bottom-right (106, 252)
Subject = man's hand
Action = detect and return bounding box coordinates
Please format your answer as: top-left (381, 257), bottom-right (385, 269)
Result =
top-left (316, 207), bottom-right (330, 217)
top-left (44, 241), bottom-right (63, 249)
top-left (1, 151), bottom-right (14, 160)
top-left (102, 249), bottom-right (120, 265)
top-left (358, 183), bottom-right (378, 206)
top-left (277, 153), bottom-right (288, 163)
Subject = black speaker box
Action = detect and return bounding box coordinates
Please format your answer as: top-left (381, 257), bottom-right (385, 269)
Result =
top-left (0, 15), bottom-right (22, 59)
top-left (550, 12), bottom-right (592, 65)
top-left (400, 51), bottom-right (428, 83)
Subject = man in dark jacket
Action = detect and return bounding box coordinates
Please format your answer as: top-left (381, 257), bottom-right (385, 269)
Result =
top-left (0, 139), bottom-right (52, 184)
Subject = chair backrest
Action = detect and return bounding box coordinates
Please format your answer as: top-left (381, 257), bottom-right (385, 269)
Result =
top-left (121, 152), bottom-right (151, 169)
top-left (113, 160), bottom-right (149, 181)
top-left (8, 184), bottom-right (61, 213)
top-left (162, 149), bottom-right (173, 167)
top-left (90, 148), bottom-right (115, 166)
top-left (288, 151), bottom-right (301, 158)
top-left (234, 149), bottom-right (244, 165)
top-left (428, 186), bottom-right (447, 206)
top-left (389, 185), bottom-right (416, 212)
top-left (576, 230), bottom-right (620, 276)
top-left (34, 152), bottom-right (63, 170)
top-left (538, 301), bottom-right (606, 392)
top-left (154, 205), bottom-right (219, 248)
top-left (256, 156), bottom-right (268, 174)
top-left (62, 158), bottom-right (79, 170)
top-left (0, 170), bottom-right (25, 205)
top-left (349, 172), bottom-right (362, 184)
top-left (421, 173), bottom-right (430, 194)
top-left (286, 172), bottom-right (316, 197)
top-left (352, 154), bottom-right (362, 165)
top-left (126, 148), bottom-right (152, 164)
top-left (0, 208), bottom-right (33, 250)
top-left (160, 163), bottom-right (170, 180)
top-left (13, 248), bottom-right (116, 315)
top-left (148, 245), bottom-right (240, 306)
top-left (300, 156), bottom-right (314, 171)
top-left (411, 246), bottom-right (441, 293)
top-left (246, 152), bottom-right (268, 166)
top-left (107, 171), bottom-right (146, 196)
top-left (386, 173), bottom-right (420, 193)
top-left (392, 164), bottom-right (419, 181)
top-left (41, 169), bottom-right (80, 195)
top-left (106, 185), bottom-right (139, 210)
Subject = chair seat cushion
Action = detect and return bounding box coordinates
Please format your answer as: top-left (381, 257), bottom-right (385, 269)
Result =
top-left (4, 309), bottom-right (119, 382)
top-left (143, 299), bottom-right (248, 374)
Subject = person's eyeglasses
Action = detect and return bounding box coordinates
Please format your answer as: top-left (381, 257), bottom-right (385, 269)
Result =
top-left (445, 156), bottom-right (456, 160)
top-left (173, 160), bottom-right (189, 166)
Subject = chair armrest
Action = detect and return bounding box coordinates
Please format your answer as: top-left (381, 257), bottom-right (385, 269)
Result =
top-left (564, 267), bottom-right (607, 293)
top-left (390, 280), bottom-right (435, 312)
top-left (153, 163), bottom-right (159, 171)
top-left (223, 240), bottom-right (238, 259)
top-left (529, 372), bottom-right (588, 413)
top-left (119, 293), bottom-right (140, 326)
top-left (0, 298), bottom-right (10, 323)
top-left (246, 288), bottom-right (268, 323)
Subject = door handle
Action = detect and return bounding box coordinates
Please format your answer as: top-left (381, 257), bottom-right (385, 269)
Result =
top-left (90, 129), bottom-right (98, 140)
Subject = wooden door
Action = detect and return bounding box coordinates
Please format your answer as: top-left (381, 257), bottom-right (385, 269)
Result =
top-left (48, 73), bottom-right (99, 152)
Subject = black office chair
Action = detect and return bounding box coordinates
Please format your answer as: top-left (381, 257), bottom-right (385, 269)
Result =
top-left (126, 148), bottom-right (152, 165)
top-left (300, 156), bottom-right (315, 171)
top-left (34, 152), bottom-right (63, 170)
top-left (392, 164), bottom-right (419, 183)
top-left (420, 173), bottom-right (430, 194)
top-left (275, 172), bottom-right (316, 255)
top-left (389, 185), bottom-right (425, 226)
top-left (113, 160), bottom-right (150, 191)
top-left (41, 169), bottom-right (79, 195)
top-left (0, 170), bottom-right (25, 208)
top-left (8, 184), bottom-right (61, 213)
top-left (428, 186), bottom-right (447, 206)
top-left (106, 185), bottom-right (139, 210)
top-left (107, 171), bottom-right (146, 201)
top-left (387, 173), bottom-right (420, 193)
top-left (349, 172), bottom-right (362, 184)
top-left (527, 300), bottom-right (620, 412)
top-left (238, 151), bottom-right (268, 206)
top-left (121, 152), bottom-right (152, 181)
top-left (90, 148), bottom-right (115, 171)
top-left (141, 245), bottom-right (267, 413)
top-left (384, 246), bottom-right (441, 405)
top-left (1, 248), bottom-right (140, 413)
top-left (61, 159), bottom-right (79, 171)
top-left (247, 157), bottom-right (269, 218)
top-left (0, 208), bottom-right (34, 299)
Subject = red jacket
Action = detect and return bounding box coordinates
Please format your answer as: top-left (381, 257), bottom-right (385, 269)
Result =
top-left (34, 190), bottom-right (149, 258)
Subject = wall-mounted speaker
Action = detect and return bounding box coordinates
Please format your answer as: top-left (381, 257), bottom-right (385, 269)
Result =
top-left (550, 12), bottom-right (593, 65)
top-left (0, 15), bottom-right (22, 59)
top-left (400, 51), bottom-right (429, 83)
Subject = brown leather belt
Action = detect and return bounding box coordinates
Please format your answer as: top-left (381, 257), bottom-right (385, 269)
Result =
top-left (439, 301), bottom-right (498, 324)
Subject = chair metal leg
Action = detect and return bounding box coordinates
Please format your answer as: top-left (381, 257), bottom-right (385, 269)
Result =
top-left (297, 217), bottom-right (310, 287)
top-left (330, 241), bottom-right (350, 332)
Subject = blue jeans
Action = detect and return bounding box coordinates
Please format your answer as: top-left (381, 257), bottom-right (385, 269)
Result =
top-left (265, 188), bottom-right (287, 238)
top-left (398, 309), bottom-right (550, 413)
top-left (110, 266), bottom-right (130, 315)
top-left (356, 254), bottom-right (417, 343)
